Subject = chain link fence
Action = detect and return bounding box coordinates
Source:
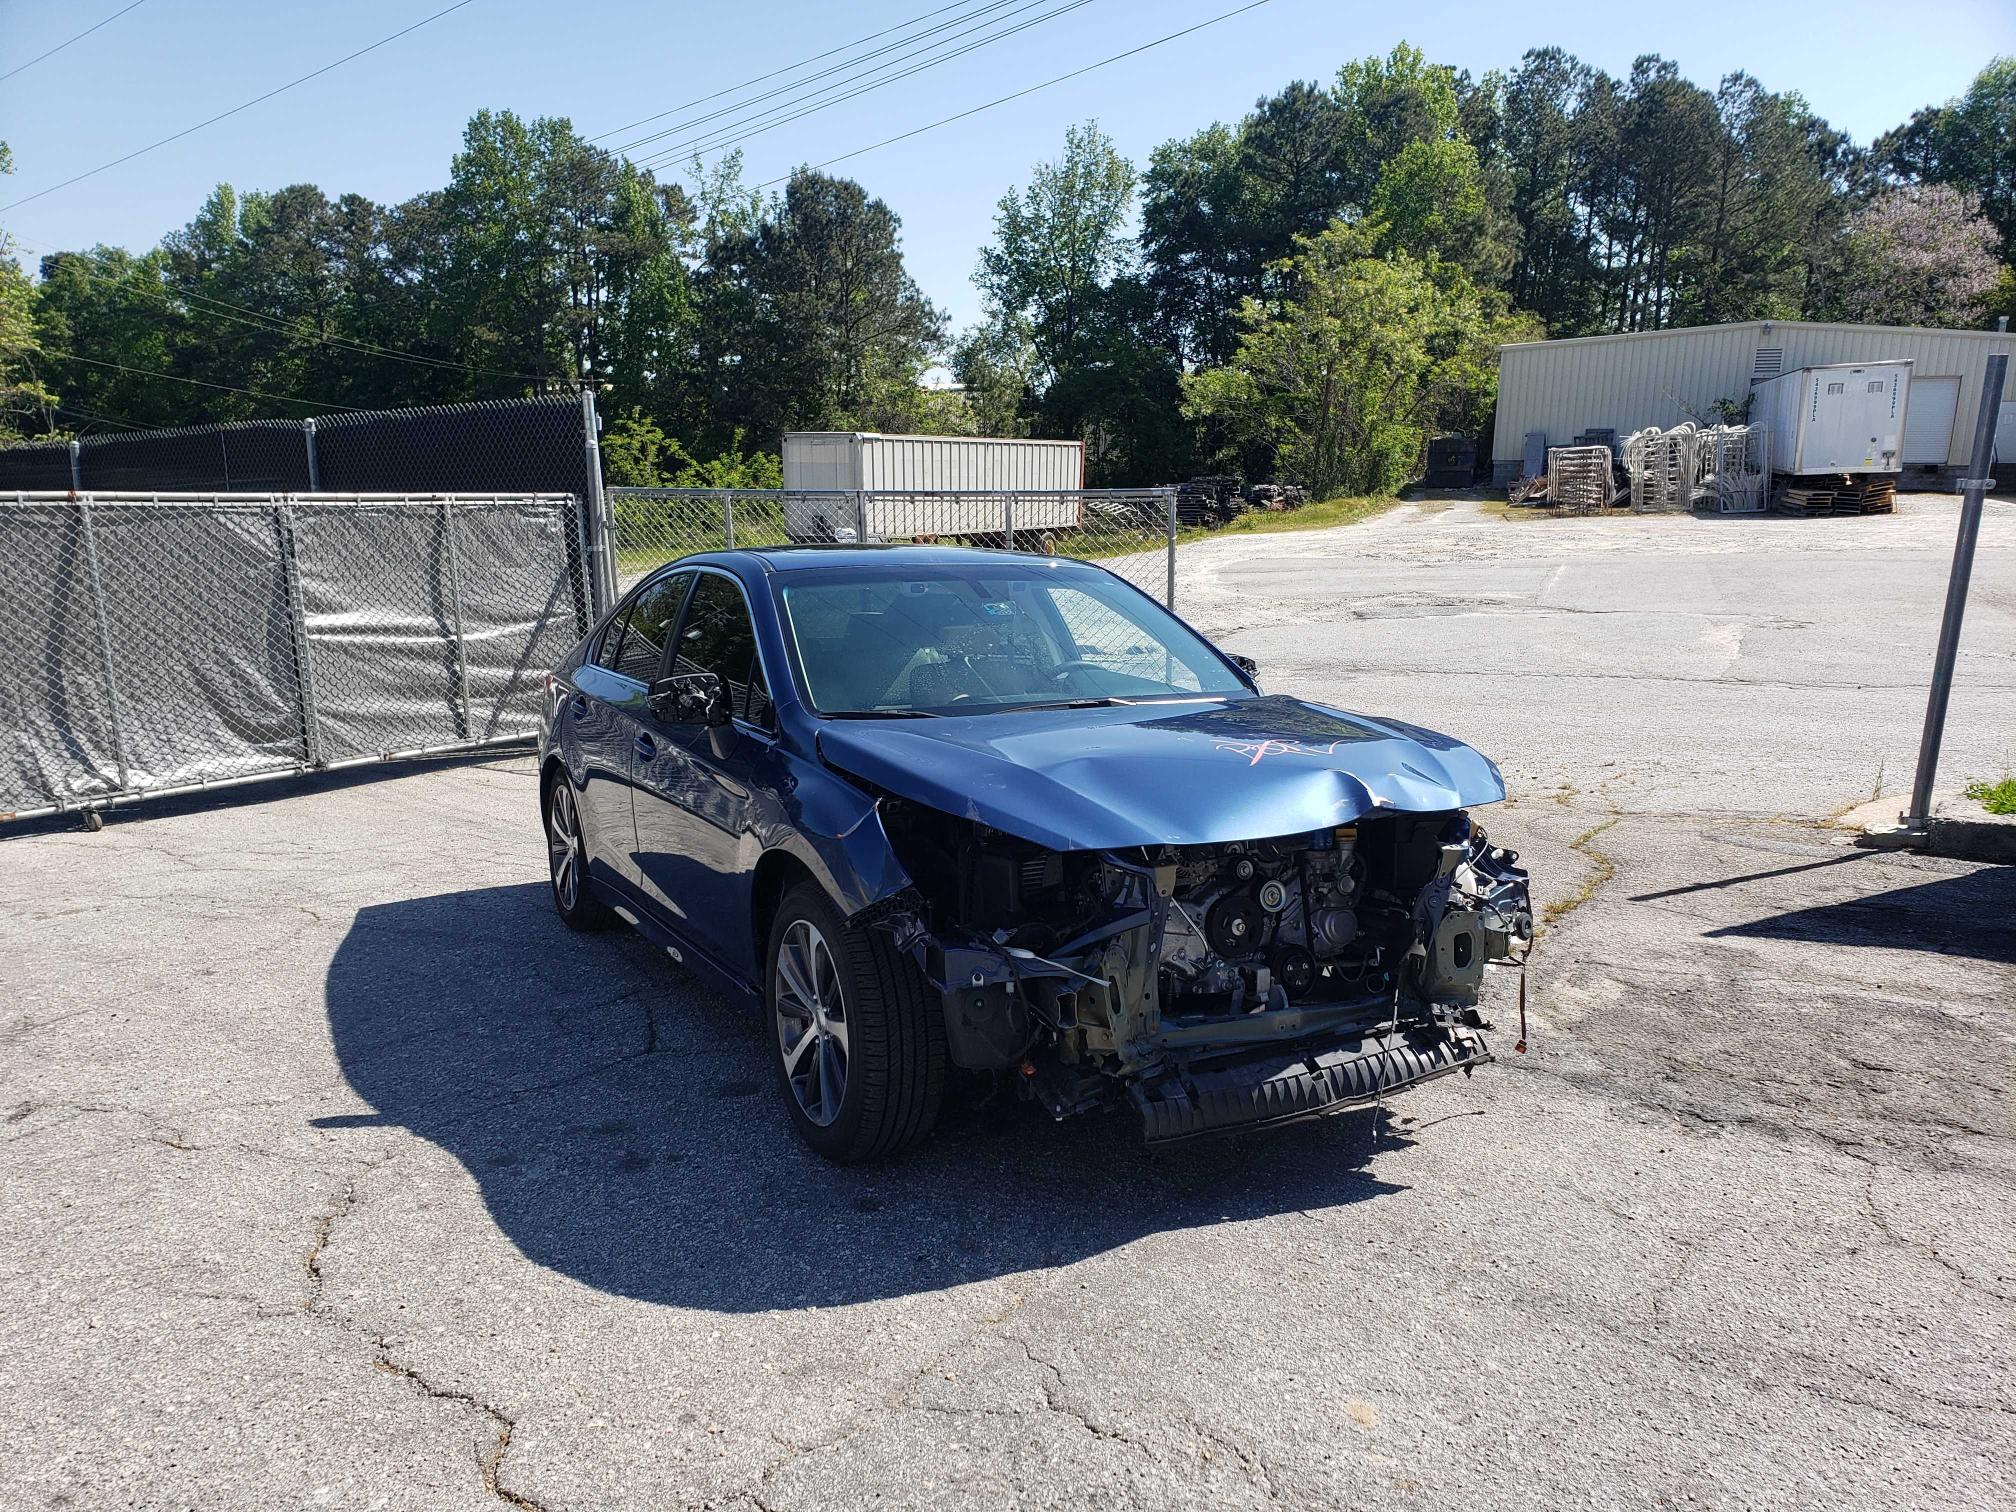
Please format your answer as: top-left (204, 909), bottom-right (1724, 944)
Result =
top-left (0, 493), bottom-right (591, 823)
top-left (602, 486), bottom-right (1178, 605)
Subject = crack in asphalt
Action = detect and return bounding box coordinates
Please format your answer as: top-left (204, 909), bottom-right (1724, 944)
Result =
top-left (302, 1167), bottom-right (552, 1512)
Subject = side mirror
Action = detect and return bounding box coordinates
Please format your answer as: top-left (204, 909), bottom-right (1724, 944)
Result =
top-left (649, 671), bottom-right (732, 727)
top-left (1230, 653), bottom-right (1258, 678)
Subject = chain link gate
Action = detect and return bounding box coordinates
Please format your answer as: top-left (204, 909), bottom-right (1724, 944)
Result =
top-left (597, 486), bottom-right (1180, 608)
top-left (0, 492), bottom-right (592, 824)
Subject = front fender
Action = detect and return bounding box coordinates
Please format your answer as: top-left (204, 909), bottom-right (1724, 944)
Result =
top-left (762, 753), bottom-right (912, 919)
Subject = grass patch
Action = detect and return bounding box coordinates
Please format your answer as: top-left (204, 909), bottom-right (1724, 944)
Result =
top-left (1169, 492), bottom-right (1401, 548)
top-left (1964, 777), bottom-right (2016, 815)
top-left (1540, 817), bottom-right (1619, 930)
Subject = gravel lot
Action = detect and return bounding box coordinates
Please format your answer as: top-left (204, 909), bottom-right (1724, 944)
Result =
top-left (2, 493), bottom-right (2011, 1511)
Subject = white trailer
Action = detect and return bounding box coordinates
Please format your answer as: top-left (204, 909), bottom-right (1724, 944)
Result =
top-left (781, 432), bottom-right (1086, 541)
top-left (1754, 359), bottom-right (1913, 475)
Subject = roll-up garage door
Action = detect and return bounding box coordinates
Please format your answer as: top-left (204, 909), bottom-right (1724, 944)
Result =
top-left (1903, 376), bottom-right (1959, 464)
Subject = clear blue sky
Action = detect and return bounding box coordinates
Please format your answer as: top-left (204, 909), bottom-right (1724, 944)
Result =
top-left (3, 0), bottom-right (2011, 335)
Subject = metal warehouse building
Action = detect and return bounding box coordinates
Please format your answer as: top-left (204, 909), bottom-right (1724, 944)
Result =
top-left (1491, 318), bottom-right (2016, 484)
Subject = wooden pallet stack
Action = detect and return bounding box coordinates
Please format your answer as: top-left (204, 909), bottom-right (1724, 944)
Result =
top-left (1775, 474), bottom-right (1897, 517)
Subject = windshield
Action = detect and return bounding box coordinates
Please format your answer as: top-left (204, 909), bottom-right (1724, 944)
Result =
top-left (778, 561), bottom-right (1249, 716)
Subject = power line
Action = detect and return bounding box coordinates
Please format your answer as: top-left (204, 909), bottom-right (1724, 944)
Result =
top-left (0, 0), bottom-right (484, 213)
top-left (592, 0), bottom-right (1008, 144)
top-left (0, 1), bottom-right (153, 84)
top-left (629, 0), bottom-right (1097, 172)
top-left (42, 350), bottom-right (370, 412)
top-left (609, 0), bottom-right (1027, 158)
top-left (755, 0), bottom-right (1276, 189)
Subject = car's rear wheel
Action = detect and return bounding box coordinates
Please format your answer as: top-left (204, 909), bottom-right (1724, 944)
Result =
top-left (766, 881), bottom-right (945, 1162)
top-left (545, 771), bottom-right (614, 931)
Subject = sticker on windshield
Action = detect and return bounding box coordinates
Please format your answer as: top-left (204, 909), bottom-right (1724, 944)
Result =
top-left (980, 601), bottom-right (1014, 617)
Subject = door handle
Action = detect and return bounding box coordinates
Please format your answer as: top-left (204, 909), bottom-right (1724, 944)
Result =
top-left (634, 733), bottom-right (656, 761)
top-left (569, 694), bottom-right (589, 717)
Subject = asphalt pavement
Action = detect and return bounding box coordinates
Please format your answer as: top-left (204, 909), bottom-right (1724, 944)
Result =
top-left (2, 493), bottom-right (2010, 1511)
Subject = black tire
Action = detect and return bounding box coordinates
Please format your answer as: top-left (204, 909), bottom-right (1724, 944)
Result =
top-left (543, 769), bottom-right (615, 932)
top-left (766, 880), bottom-right (946, 1163)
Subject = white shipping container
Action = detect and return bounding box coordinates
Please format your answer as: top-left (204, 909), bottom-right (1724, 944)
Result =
top-left (781, 432), bottom-right (1085, 540)
top-left (1754, 360), bottom-right (1913, 475)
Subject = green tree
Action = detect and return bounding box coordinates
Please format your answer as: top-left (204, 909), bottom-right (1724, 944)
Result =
top-left (1139, 122), bottom-right (1255, 366)
top-left (1674, 75), bottom-right (1837, 324)
top-left (974, 121), bottom-right (1135, 391)
top-left (700, 169), bottom-right (942, 444)
top-left (1331, 43), bottom-right (1465, 204)
top-left (1367, 137), bottom-right (1511, 281)
top-left (1877, 59), bottom-right (2016, 252)
top-left (1, 142), bottom-right (59, 442)
top-left (1182, 221), bottom-right (1531, 496)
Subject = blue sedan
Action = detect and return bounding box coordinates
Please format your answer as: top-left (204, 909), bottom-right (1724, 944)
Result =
top-left (539, 546), bottom-right (1531, 1161)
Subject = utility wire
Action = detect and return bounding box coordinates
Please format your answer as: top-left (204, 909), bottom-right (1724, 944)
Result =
top-left (0, 1), bottom-right (153, 84)
top-left (593, 0), bottom-right (1011, 144)
top-left (0, 0), bottom-right (484, 212)
top-left (630, 0), bottom-right (1096, 171)
top-left (754, 0), bottom-right (1276, 189)
top-left (41, 351), bottom-right (370, 412)
top-left (610, 0), bottom-right (1026, 158)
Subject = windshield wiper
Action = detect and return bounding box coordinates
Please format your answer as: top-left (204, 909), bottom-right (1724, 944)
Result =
top-left (824, 708), bottom-right (943, 719)
top-left (1013, 697), bottom-right (1125, 711)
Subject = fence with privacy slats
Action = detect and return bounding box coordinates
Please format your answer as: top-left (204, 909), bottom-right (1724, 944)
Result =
top-left (0, 492), bottom-right (592, 823)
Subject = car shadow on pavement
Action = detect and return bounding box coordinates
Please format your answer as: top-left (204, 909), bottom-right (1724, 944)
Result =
top-left (323, 882), bottom-right (1414, 1312)
top-left (1706, 865), bottom-right (2016, 965)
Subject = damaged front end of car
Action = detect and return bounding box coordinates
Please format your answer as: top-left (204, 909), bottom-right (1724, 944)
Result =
top-left (870, 798), bottom-right (1534, 1143)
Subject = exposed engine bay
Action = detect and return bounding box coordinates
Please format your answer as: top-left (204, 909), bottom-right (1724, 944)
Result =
top-left (875, 799), bottom-right (1534, 1140)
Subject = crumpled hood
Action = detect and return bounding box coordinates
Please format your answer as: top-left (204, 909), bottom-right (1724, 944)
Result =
top-left (815, 693), bottom-right (1505, 851)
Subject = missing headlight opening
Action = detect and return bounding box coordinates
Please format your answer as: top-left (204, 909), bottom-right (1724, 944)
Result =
top-left (876, 799), bottom-right (1534, 1142)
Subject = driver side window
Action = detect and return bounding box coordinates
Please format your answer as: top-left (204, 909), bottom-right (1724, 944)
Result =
top-left (670, 572), bottom-right (773, 728)
top-left (607, 572), bottom-right (690, 684)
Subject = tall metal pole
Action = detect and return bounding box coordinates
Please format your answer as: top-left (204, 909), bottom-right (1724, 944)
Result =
top-left (579, 389), bottom-right (614, 614)
top-left (1164, 486), bottom-right (1178, 609)
top-left (302, 418), bottom-right (322, 491)
top-left (1904, 353), bottom-right (2006, 835)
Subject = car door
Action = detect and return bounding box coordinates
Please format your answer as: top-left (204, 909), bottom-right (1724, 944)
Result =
top-left (631, 569), bottom-right (777, 973)
top-left (568, 571), bottom-right (691, 891)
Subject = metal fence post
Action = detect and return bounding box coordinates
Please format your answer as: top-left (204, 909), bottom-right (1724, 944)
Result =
top-left (1004, 492), bottom-right (1016, 551)
top-left (440, 500), bottom-right (473, 742)
top-left (76, 500), bottom-right (132, 797)
top-left (854, 490), bottom-right (868, 545)
top-left (302, 418), bottom-right (322, 491)
top-left (579, 389), bottom-right (615, 613)
top-left (275, 504), bottom-right (323, 767)
top-left (68, 440), bottom-right (82, 492)
top-left (1163, 486), bottom-right (1178, 608)
top-left (722, 488), bottom-right (735, 549)
top-left (1904, 353), bottom-right (2006, 835)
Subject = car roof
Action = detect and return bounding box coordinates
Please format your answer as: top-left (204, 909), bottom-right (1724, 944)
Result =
top-left (694, 545), bottom-right (1103, 575)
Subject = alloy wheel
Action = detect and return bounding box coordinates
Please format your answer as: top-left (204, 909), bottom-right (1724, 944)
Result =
top-left (774, 919), bottom-right (849, 1126)
top-left (547, 781), bottom-right (581, 911)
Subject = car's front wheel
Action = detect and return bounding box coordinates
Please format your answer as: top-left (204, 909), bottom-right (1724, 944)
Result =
top-left (766, 881), bottom-right (946, 1162)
